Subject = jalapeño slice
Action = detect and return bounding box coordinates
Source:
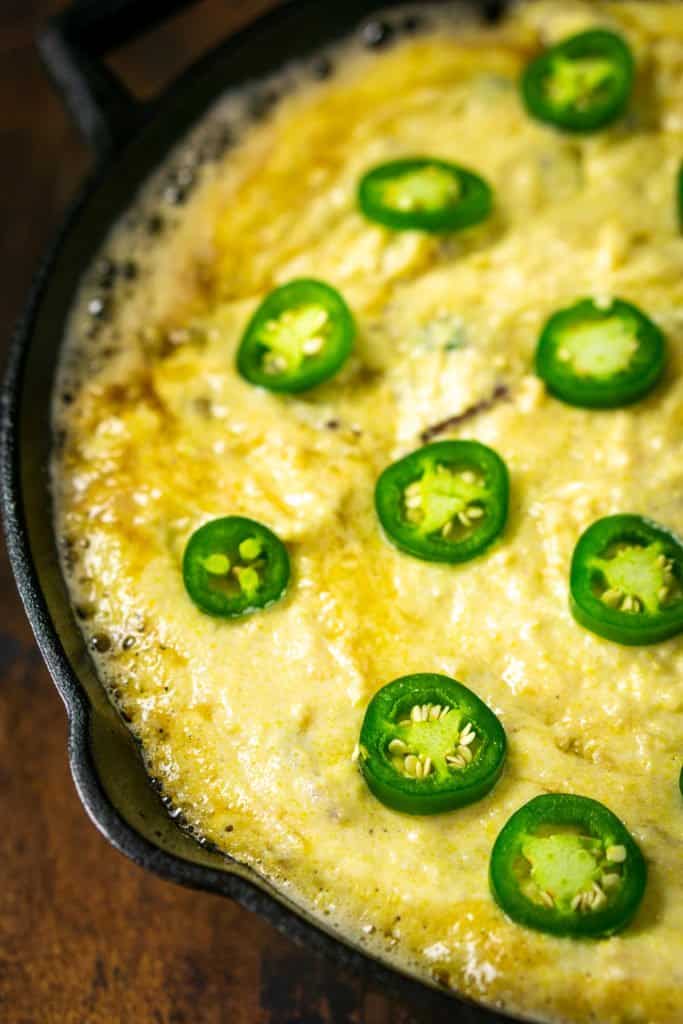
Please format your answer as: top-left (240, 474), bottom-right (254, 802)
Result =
top-left (535, 298), bottom-right (665, 408)
top-left (490, 794), bottom-right (646, 938)
top-left (358, 158), bottom-right (493, 233)
top-left (236, 279), bottom-right (355, 393)
top-left (183, 516), bottom-right (290, 618)
top-left (375, 440), bottom-right (509, 563)
top-left (521, 29), bottom-right (634, 134)
top-left (358, 674), bottom-right (506, 815)
top-left (678, 161), bottom-right (683, 231)
top-left (570, 515), bottom-right (683, 645)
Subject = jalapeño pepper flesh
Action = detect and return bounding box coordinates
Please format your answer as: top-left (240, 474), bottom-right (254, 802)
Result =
top-left (535, 298), bottom-right (666, 408)
top-left (490, 794), bottom-right (647, 938)
top-left (236, 279), bottom-right (355, 393)
top-left (358, 157), bottom-right (493, 233)
top-left (183, 516), bottom-right (290, 618)
top-left (521, 29), bottom-right (634, 133)
top-left (570, 515), bottom-right (683, 645)
top-left (375, 440), bottom-right (509, 563)
top-left (358, 674), bottom-right (506, 815)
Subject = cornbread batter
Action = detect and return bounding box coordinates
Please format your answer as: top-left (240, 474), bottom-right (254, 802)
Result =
top-left (52, 4), bottom-right (683, 1020)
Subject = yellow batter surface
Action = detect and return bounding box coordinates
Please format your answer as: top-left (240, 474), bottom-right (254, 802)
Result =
top-left (53, 3), bottom-right (683, 1021)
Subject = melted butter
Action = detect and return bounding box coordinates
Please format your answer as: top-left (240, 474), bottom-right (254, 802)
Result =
top-left (53, 4), bottom-right (683, 1022)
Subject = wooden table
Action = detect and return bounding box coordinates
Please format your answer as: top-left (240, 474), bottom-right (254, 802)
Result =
top-left (0, 3), bottom-right (467, 1021)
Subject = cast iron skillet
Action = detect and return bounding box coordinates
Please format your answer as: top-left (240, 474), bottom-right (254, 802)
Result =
top-left (1, 1), bottom-right (516, 1020)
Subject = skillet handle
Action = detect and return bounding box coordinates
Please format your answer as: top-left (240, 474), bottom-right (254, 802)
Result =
top-left (38, 0), bottom-right (202, 158)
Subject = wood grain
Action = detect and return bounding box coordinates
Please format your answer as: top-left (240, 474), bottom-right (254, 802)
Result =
top-left (0, 3), bottom-right (461, 1021)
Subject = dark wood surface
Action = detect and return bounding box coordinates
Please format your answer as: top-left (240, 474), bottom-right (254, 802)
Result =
top-left (0, 3), bottom-right (461, 1022)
